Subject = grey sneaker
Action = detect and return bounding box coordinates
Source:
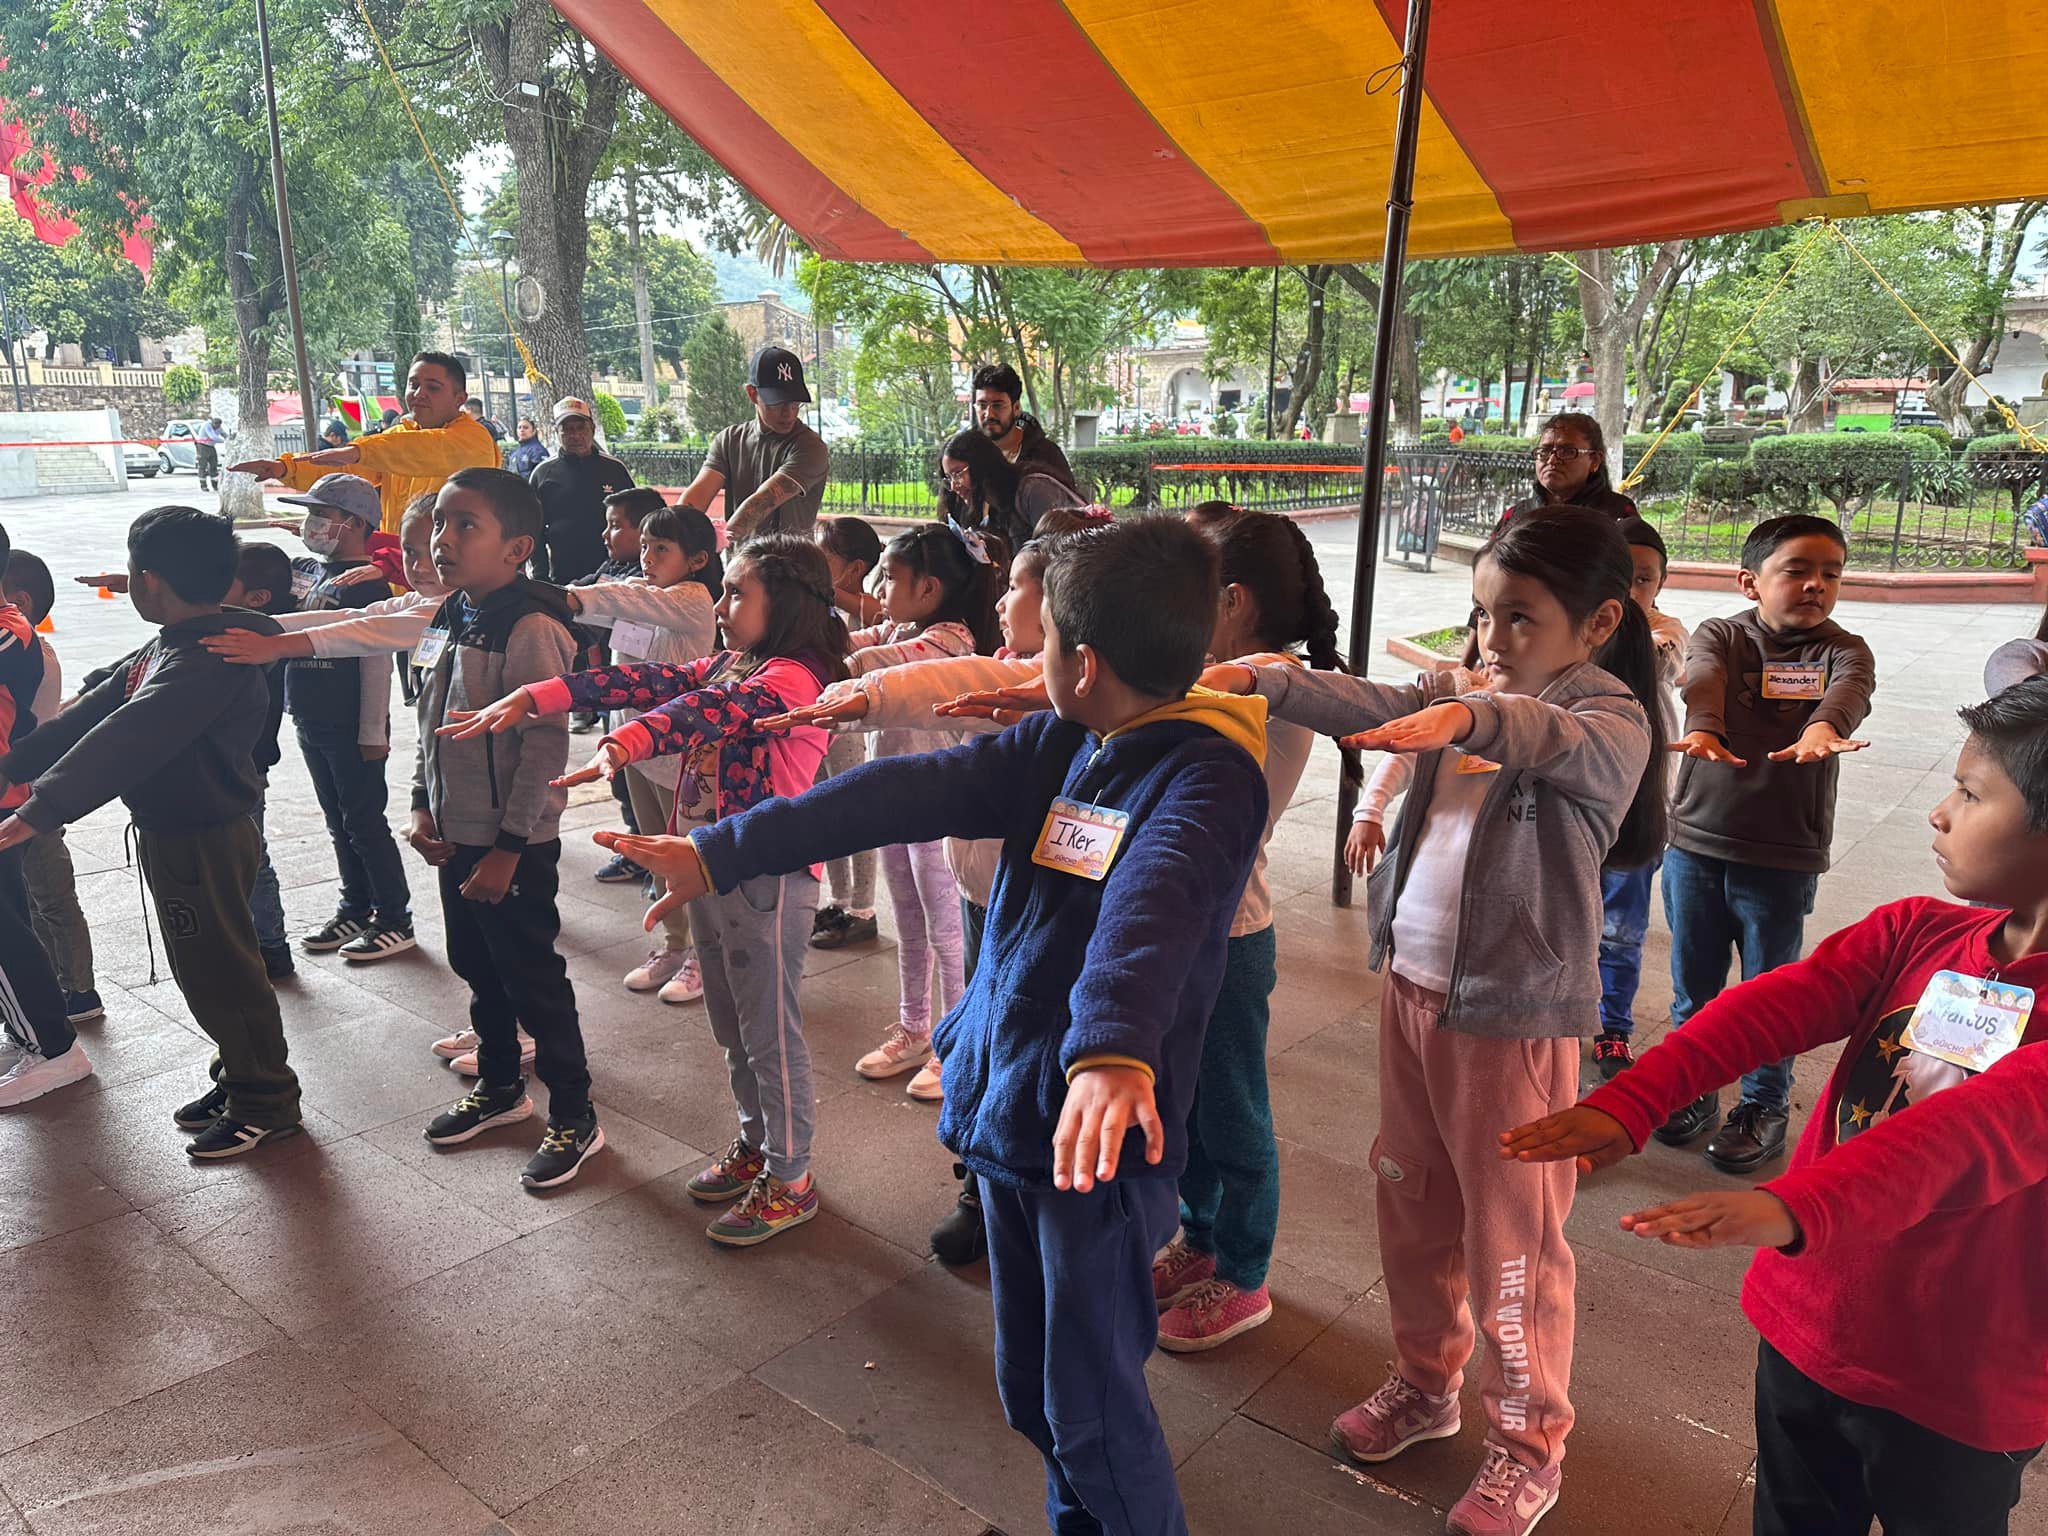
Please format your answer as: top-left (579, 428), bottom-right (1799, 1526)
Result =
top-left (1329, 1374), bottom-right (1460, 1464)
top-left (1446, 1443), bottom-right (1561, 1536)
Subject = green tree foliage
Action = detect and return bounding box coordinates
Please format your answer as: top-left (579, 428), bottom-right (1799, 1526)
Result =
top-left (162, 363), bottom-right (206, 407)
top-left (581, 225), bottom-right (719, 380)
top-left (0, 208), bottom-right (186, 363)
top-left (683, 313), bottom-right (751, 436)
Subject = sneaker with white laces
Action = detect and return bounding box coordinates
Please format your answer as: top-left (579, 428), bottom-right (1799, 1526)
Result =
top-left (301, 913), bottom-right (368, 953)
top-left (1152, 1238), bottom-right (1216, 1309)
top-left (657, 953), bottom-right (704, 1004)
top-left (623, 949), bottom-right (686, 993)
top-left (1329, 1374), bottom-right (1462, 1465)
top-left (855, 1025), bottom-right (931, 1080)
top-left (904, 1055), bottom-right (942, 1102)
top-left (1157, 1277), bottom-right (1274, 1353)
top-left (450, 1032), bottom-right (537, 1077)
top-left (431, 1028), bottom-right (481, 1061)
top-left (0, 1042), bottom-right (92, 1108)
top-left (1446, 1443), bottom-right (1561, 1536)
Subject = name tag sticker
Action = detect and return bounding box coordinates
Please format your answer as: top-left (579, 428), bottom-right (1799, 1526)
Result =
top-left (1901, 970), bottom-right (2034, 1074)
top-left (1031, 797), bottom-right (1130, 881)
top-left (1455, 754), bottom-right (1501, 775)
top-left (412, 628), bottom-right (450, 670)
top-left (610, 619), bottom-right (657, 660)
top-left (1762, 661), bottom-right (1827, 699)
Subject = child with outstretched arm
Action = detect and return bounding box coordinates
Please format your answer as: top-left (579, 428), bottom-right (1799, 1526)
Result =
top-left (1503, 677), bottom-right (2048, 1536)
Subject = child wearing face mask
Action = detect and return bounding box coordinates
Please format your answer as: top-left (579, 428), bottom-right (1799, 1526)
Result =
top-left (277, 474), bottom-right (415, 963)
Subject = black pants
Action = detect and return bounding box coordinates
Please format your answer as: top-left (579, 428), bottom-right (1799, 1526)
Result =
top-left (194, 442), bottom-right (218, 487)
top-left (297, 721), bottom-right (411, 925)
top-left (437, 841), bottom-right (590, 1122)
top-left (136, 819), bottom-right (301, 1128)
top-left (0, 841), bottom-right (77, 1058)
top-left (1754, 1338), bottom-right (2040, 1535)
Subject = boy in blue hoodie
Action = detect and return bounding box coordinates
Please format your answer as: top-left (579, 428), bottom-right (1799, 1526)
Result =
top-left (603, 517), bottom-right (1268, 1535)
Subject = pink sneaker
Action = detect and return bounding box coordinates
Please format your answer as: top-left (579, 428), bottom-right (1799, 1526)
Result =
top-left (855, 1026), bottom-right (931, 1080)
top-left (1329, 1374), bottom-right (1461, 1464)
top-left (1446, 1443), bottom-right (1560, 1536)
top-left (450, 1032), bottom-right (536, 1078)
top-left (1151, 1239), bottom-right (1216, 1309)
top-left (1156, 1278), bottom-right (1273, 1353)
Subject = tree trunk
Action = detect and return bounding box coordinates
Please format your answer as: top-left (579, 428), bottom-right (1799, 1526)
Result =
top-left (624, 169), bottom-right (660, 414)
top-left (1576, 242), bottom-right (1683, 474)
top-left (220, 158), bottom-right (276, 520)
top-left (1926, 201), bottom-right (2045, 432)
top-left (1277, 265), bottom-right (1330, 440)
top-left (1330, 263), bottom-right (1421, 438)
top-left (1788, 355), bottom-right (1827, 431)
top-left (1518, 272), bottom-right (1548, 432)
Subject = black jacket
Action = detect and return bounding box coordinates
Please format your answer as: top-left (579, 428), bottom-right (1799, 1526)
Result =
top-left (1505, 482), bottom-right (1639, 521)
top-left (1012, 414), bottom-right (1078, 494)
top-left (4, 609), bottom-right (284, 834)
top-left (529, 450), bottom-right (634, 584)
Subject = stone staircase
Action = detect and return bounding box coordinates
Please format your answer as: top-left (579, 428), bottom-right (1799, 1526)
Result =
top-left (28, 446), bottom-right (121, 493)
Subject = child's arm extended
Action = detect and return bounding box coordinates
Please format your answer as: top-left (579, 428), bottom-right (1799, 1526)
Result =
top-left (566, 579), bottom-right (716, 645)
top-left (1811, 633), bottom-right (1877, 739)
top-left (1217, 662), bottom-right (1437, 739)
top-left (852, 653), bottom-right (1041, 733)
top-left (1453, 687), bottom-right (1649, 810)
top-left (204, 600), bottom-right (434, 664)
top-left (530, 656), bottom-right (721, 717)
top-left (847, 620), bottom-right (977, 678)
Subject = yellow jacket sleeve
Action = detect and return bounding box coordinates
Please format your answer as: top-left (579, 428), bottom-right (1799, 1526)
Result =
top-left (353, 415), bottom-right (498, 479)
top-left (276, 453), bottom-right (327, 493)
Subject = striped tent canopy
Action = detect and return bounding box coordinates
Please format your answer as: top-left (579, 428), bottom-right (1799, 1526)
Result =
top-left (554, 0), bottom-right (2048, 267)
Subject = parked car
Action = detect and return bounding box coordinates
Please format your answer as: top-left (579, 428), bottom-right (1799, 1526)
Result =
top-left (155, 418), bottom-right (211, 475)
top-left (122, 441), bottom-right (160, 478)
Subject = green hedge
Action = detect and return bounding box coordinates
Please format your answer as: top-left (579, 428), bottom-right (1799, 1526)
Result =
top-left (1748, 433), bottom-right (1912, 516)
top-left (1620, 432), bottom-right (1701, 498)
top-left (1690, 457), bottom-right (1754, 503)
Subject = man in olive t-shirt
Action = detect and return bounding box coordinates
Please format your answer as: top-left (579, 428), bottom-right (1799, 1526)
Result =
top-left (679, 346), bottom-right (831, 543)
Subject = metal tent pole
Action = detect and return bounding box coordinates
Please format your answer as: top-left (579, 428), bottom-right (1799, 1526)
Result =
top-left (1332, 0), bottom-right (1432, 907)
top-left (1264, 266), bottom-right (1280, 438)
top-left (255, 0), bottom-right (319, 444)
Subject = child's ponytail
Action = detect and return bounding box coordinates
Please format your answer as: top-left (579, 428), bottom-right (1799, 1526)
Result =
top-left (1477, 507), bottom-right (1667, 868)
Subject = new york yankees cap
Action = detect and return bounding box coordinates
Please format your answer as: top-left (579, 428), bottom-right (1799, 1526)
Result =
top-left (749, 345), bottom-right (812, 405)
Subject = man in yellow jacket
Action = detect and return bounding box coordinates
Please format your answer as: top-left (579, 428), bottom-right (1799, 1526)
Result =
top-left (230, 351), bottom-right (500, 535)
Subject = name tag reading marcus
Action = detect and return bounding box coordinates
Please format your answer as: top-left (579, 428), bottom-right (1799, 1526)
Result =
top-left (412, 628), bottom-right (450, 670)
top-left (1901, 970), bottom-right (2033, 1074)
top-left (1032, 797), bottom-right (1130, 881)
top-left (1762, 661), bottom-right (1827, 699)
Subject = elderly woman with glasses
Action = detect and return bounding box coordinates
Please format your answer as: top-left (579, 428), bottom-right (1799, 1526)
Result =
top-left (1504, 411), bottom-right (1640, 523)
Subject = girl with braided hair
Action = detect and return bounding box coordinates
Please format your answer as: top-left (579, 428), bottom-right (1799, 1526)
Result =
top-left (445, 533), bottom-right (847, 1246)
top-left (1152, 506), bottom-right (1360, 1351)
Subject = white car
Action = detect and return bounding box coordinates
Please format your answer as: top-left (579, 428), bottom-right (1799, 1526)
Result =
top-left (122, 441), bottom-right (160, 478)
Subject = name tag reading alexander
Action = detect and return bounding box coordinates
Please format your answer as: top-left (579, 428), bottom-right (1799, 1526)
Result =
top-left (412, 628), bottom-right (450, 669)
top-left (1762, 661), bottom-right (1827, 699)
top-left (1901, 970), bottom-right (2033, 1074)
top-left (1032, 797), bottom-right (1130, 881)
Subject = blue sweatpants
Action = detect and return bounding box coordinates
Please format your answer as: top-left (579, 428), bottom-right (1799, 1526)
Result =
top-left (983, 1175), bottom-right (1187, 1536)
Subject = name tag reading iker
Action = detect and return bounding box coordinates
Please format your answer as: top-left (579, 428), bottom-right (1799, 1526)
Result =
top-left (1762, 661), bottom-right (1827, 699)
top-left (412, 628), bottom-right (450, 670)
top-left (1901, 970), bottom-right (2033, 1074)
top-left (1032, 797), bottom-right (1130, 881)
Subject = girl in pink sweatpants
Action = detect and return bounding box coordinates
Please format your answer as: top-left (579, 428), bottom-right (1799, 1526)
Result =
top-left (1219, 504), bottom-right (1667, 1536)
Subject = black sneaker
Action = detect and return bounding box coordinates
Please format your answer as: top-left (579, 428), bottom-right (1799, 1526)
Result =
top-left (522, 1113), bottom-right (605, 1189)
top-left (302, 913), bottom-right (369, 953)
top-left (172, 1081), bottom-right (229, 1130)
top-left (424, 1081), bottom-right (533, 1145)
top-left (261, 945), bottom-right (296, 981)
top-left (1591, 1031), bottom-right (1634, 1082)
top-left (1704, 1101), bottom-right (1789, 1174)
top-left (594, 853), bottom-right (646, 884)
top-left (187, 1117), bottom-right (299, 1159)
top-left (811, 910), bottom-right (878, 950)
top-left (64, 989), bottom-right (105, 1024)
top-left (930, 1163), bottom-right (987, 1267)
top-left (1653, 1090), bottom-right (1721, 1146)
top-left (569, 712), bottom-right (600, 735)
top-left (810, 904), bottom-right (847, 943)
top-left (339, 918), bottom-right (417, 963)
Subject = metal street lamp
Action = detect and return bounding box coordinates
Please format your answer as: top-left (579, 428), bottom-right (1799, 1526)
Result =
top-left (492, 232), bottom-right (518, 424)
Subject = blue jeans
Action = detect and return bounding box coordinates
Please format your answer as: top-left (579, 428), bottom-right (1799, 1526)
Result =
top-left (295, 721), bottom-right (411, 925)
top-left (1662, 846), bottom-right (1817, 1111)
top-left (1597, 863), bottom-right (1657, 1037)
top-left (1178, 925), bottom-right (1280, 1290)
top-left (248, 786), bottom-right (286, 951)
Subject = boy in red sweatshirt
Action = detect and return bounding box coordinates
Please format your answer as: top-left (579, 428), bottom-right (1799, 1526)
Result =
top-left (1500, 676), bottom-right (2048, 1536)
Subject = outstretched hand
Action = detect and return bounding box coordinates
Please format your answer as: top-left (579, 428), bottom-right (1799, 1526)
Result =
top-left (934, 676), bottom-right (1050, 726)
top-left (76, 572), bottom-right (129, 594)
top-left (757, 691), bottom-right (870, 733)
top-left (1669, 730), bottom-right (1748, 767)
top-left (1767, 723), bottom-right (1868, 765)
top-left (227, 458), bottom-right (285, 481)
top-left (200, 629), bottom-right (292, 666)
top-left (1338, 700), bottom-right (1475, 755)
top-left (592, 829), bottom-right (710, 929)
top-left (438, 690), bottom-right (538, 740)
top-left (1498, 1105), bottom-right (1635, 1175)
top-left (1620, 1190), bottom-right (1798, 1250)
top-left (552, 740), bottom-right (627, 788)
top-left (1052, 1065), bottom-right (1164, 1193)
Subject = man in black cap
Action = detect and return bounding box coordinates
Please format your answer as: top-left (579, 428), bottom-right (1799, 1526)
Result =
top-left (527, 397), bottom-right (634, 584)
top-left (677, 345), bottom-right (831, 543)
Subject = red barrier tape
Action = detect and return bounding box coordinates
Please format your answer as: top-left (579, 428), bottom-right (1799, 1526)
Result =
top-left (0, 439), bottom-right (174, 449)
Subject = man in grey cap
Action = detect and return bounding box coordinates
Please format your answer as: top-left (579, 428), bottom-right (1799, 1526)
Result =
top-left (274, 472), bottom-right (415, 964)
top-left (675, 345), bottom-right (831, 543)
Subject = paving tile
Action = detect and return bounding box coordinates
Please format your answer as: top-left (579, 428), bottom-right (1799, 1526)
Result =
top-left (1149, 1258), bottom-right (1356, 1416)
top-left (0, 1212), bottom-right (276, 1455)
top-left (522, 1171), bottom-right (922, 1370)
top-left (0, 1148), bottom-right (131, 1256)
top-left (287, 999), bottom-right (503, 1134)
top-left (806, 1085), bottom-right (972, 1257)
top-left (506, 1375), bottom-right (986, 1535)
top-left (1178, 1413), bottom-right (1445, 1535)
top-left (0, 1340), bottom-right (500, 1534)
top-left (361, 1101), bottom-right (699, 1236)
top-left (298, 1235), bottom-right (740, 1515)
top-left (1265, 1020), bottom-right (1378, 1172)
top-left (143, 1136), bottom-right (516, 1337)
top-left (1269, 1138), bottom-right (1384, 1293)
top-left (753, 1260), bottom-right (1229, 1536)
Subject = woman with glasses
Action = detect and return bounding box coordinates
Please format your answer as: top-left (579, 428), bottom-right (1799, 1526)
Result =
top-left (1508, 412), bottom-right (1639, 522)
top-left (937, 429), bottom-right (1085, 553)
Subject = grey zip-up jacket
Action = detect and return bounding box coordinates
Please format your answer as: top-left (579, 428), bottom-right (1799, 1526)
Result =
top-left (411, 579), bottom-right (577, 851)
top-left (1252, 661), bottom-right (1650, 1037)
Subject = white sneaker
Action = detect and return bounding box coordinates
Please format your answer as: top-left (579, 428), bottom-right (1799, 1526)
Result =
top-left (0, 1043), bottom-right (93, 1107)
top-left (451, 1032), bottom-right (537, 1077)
top-left (905, 1055), bottom-right (943, 1102)
top-left (856, 1026), bottom-right (931, 1080)
top-left (431, 1028), bottom-right (481, 1061)
top-left (658, 953), bottom-right (704, 1004)
top-left (624, 949), bottom-right (686, 993)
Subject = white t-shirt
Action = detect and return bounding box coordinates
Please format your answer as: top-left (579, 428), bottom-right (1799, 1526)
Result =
top-left (1386, 749), bottom-right (1496, 994)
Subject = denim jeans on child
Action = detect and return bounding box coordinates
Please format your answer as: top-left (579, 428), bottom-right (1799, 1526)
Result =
top-left (1662, 846), bottom-right (1818, 1111)
top-left (296, 721), bottom-right (411, 925)
top-left (247, 788), bottom-right (287, 952)
top-left (1177, 924), bottom-right (1281, 1291)
top-left (1597, 862), bottom-right (1657, 1037)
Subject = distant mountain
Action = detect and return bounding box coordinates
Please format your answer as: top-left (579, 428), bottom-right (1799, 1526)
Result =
top-left (709, 247), bottom-right (809, 310)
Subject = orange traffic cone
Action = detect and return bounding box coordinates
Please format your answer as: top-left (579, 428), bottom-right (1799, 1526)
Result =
top-left (35, 615), bottom-right (53, 633)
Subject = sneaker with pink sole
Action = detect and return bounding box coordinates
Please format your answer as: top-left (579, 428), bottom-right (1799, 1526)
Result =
top-left (1446, 1443), bottom-right (1560, 1536)
top-left (1156, 1277), bottom-right (1273, 1353)
top-left (904, 1055), bottom-right (942, 1102)
top-left (450, 1033), bottom-right (537, 1077)
top-left (658, 953), bottom-right (704, 1004)
top-left (431, 1028), bottom-right (479, 1061)
top-left (855, 1025), bottom-right (931, 1080)
top-left (1151, 1238), bottom-right (1216, 1309)
top-left (1329, 1374), bottom-right (1461, 1464)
